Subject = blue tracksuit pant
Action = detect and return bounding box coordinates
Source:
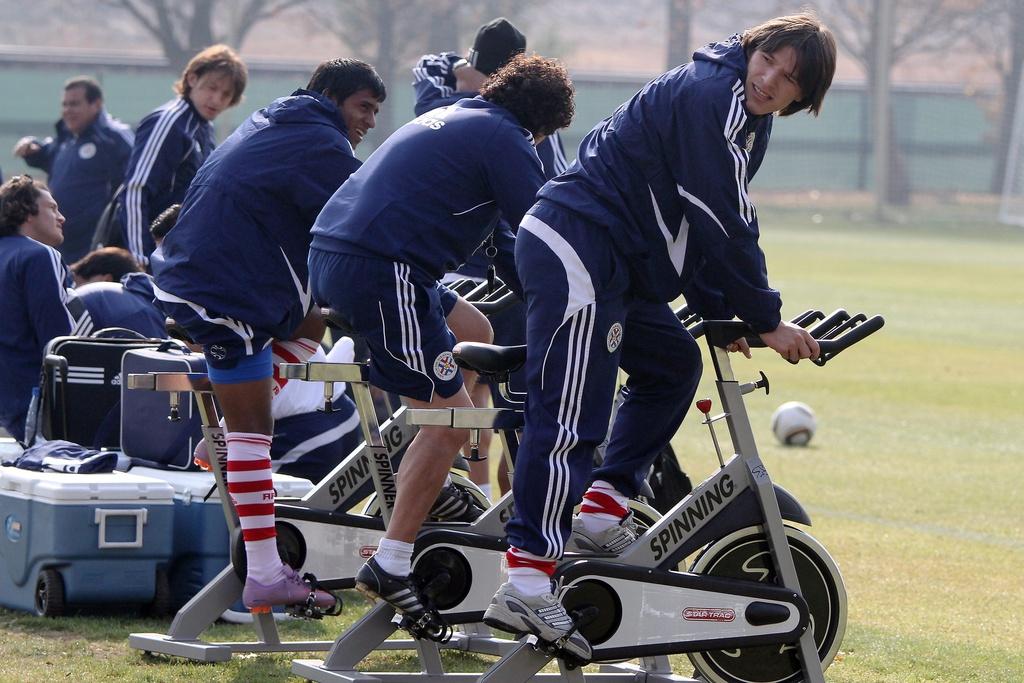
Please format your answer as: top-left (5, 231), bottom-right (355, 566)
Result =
top-left (505, 201), bottom-right (702, 560)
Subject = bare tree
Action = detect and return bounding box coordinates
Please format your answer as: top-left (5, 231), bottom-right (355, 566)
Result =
top-left (666, 0), bottom-right (695, 69)
top-left (307, 0), bottom-right (542, 140)
top-left (100, 0), bottom-right (309, 70)
top-left (818, 0), bottom-right (984, 202)
top-left (306, 0), bottom-right (439, 139)
top-left (963, 0), bottom-right (1024, 193)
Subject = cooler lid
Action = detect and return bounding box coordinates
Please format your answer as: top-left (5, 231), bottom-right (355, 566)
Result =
top-left (0, 468), bottom-right (174, 503)
top-left (130, 467), bottom-right (313, 501)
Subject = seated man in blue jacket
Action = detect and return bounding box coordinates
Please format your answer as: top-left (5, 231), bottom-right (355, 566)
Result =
top-left (483, 14), bottom-right (837, 658)
top-left (308, 54), bottom-right (575, 646)
top-left (13, 76), bottom-right (134, 264)
top-left (151, 58), bottom-right (384, 614)
top-left (68, 247), bottom-right (166, 339)
top-left (0, 175), bottom-right (76, 442)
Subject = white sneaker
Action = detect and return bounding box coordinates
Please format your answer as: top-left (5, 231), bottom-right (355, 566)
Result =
top-left (566, 511), bottom-right (638, 554)
top-left (484, 582), bottom-right (592, 662)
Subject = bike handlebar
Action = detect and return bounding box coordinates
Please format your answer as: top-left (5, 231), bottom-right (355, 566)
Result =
top-left (701, 309), bottom-right (884, 366)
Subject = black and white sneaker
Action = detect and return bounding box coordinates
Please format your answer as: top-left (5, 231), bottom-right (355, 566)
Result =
top-left (484, 582), bottom-right (592, 662)
top-left (355, 557), bottom-right (428, 619)
top-left (428, 482), bottom-right (485, 522)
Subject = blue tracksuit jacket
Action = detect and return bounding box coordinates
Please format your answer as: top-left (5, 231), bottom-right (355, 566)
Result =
top-left (0, 235), bottom-right (77, 440)
top-left (540, 37), bottom-right (781, 332)
top-left (311, 97), bottom-right (545, 291)
top-left (23, 110), bottom-right (134, 263)
top-left (413, 51), bottom-right (570, 184)
top-left (152, 90), bottom-right (361, 334)
top-left (119, 97), bottom-right (214, 265)
top-left (71, 272), bottom-right (166, 339)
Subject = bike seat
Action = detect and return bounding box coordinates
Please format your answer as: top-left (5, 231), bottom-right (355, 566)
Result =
top-left (452, 342), bottom-right (527, 375)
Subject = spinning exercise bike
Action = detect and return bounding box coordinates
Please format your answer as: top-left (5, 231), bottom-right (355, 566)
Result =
top-left (291, 307), bottom-right (882, 683)
top-left (127, 280), bottom-right (505, 662)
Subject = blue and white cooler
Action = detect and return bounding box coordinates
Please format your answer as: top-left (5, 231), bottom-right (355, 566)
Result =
top-left (0, 468), bottom-right (174, 616)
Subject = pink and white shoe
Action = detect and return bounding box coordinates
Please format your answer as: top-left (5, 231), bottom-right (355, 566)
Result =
top-left (242, 565), bottom-right (337, 613)
top-left (192, 438), bottom-right (211, 470)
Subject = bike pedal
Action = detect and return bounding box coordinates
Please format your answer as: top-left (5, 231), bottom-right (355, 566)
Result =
top-left (400, 611), bottom-right (453, 643)
top-left (286, 603), bottom-right (324, 620)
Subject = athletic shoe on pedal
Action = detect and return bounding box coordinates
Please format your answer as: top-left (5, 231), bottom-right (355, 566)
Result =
top-left (355, 557), bottom-right (429, 618)
top-left (242, 565), bottom-right (336, 611)
top-left (484, 582), bottom-right (592, 662)
top-left (566, 511), bottom-right (638, 554)
top-left (428, 482), bottom-right (485, 522)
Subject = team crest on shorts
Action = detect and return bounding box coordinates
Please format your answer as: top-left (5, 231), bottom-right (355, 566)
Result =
top-left (433, 351), bottom-right (458, 381)
top-left (606, 322), bottom-right (624, 352)
top-left (208, 344), bottom-right (227, 360)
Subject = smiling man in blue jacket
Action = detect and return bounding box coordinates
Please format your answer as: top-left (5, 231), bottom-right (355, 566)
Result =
top-left (483, 13), bottom-right (838, 658)
top-left (13, 77), bottom-right (133, 264)
top-left (151, 58), bottom-right (385, 613)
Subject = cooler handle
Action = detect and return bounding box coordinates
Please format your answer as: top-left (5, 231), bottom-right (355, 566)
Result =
top-left (94, 508), bottom-right (148, 549)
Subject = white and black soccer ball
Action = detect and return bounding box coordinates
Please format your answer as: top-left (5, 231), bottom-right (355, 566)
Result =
top-left (770, 401), bottom-right (817, 446)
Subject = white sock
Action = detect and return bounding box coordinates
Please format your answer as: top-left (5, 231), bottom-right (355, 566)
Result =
top-left (506, 548), bottom-right (555, 597)
top-left (508, 568), bottom-right (553, 597)
top-left (226, 431), bottom-right (285, 585)
top-left (373, 538), bottom-right (414, 577)
top-left (578, 479), bottom-right (630, 533)
top-left (246, 538), bottom-right (286, 584)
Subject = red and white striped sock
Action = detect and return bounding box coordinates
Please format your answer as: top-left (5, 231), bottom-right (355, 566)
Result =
top-left (226, 432), bottom-right (283, 584)
top-left (271, 338), bottom-right (318, 395)
top-left (577, 479), bottom-right (629, 534)
top-left (506, 547), bottom-right (556, 597)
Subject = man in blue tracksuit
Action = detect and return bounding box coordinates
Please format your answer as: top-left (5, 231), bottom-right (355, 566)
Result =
top-left (120, 45), bottom-right (247, 266)
top-left (0, 176), bottom-right (76, 442)
top-left (308, 54), bottom-right (576, 648)
top-left (413, 17), bottom-right (572, 498)
top-left (13, 77), bottom-right (134, 264)
top-left (151, 58), bottom-right (385, 612)
top-left (71, 272), bottom-right (167, 340)
top-left (484, 14), bottom-right (838, 656)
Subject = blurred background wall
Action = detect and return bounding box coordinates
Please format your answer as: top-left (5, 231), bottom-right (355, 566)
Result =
top-left (1, 0), bottom-right (1020, 220)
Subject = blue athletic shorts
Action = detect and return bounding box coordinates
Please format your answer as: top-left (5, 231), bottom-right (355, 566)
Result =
top-left (309, 249), bottom-right (464, 402)
top-left (152, 285), bottom-right (311, 377)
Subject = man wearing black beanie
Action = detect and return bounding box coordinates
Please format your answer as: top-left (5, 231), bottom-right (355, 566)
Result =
top-left (413, 17), bottom-right (569, 178)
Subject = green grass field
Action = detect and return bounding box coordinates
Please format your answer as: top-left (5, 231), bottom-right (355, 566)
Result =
top-left (1, 200), bottom-right (1021, 682)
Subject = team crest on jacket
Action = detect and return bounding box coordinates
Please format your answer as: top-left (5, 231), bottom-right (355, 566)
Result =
top-left (78, 142), bottom-right (97, 160)
top-left (606, 322), bottom-right (624, 352)
top-left (434, 351), bottom-right (458, 381)
top-left (745, 132), bottom-right (756, 152)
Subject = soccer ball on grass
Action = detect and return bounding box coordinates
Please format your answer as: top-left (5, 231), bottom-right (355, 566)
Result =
top-left (770, 401), bottom-right (816, 446)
